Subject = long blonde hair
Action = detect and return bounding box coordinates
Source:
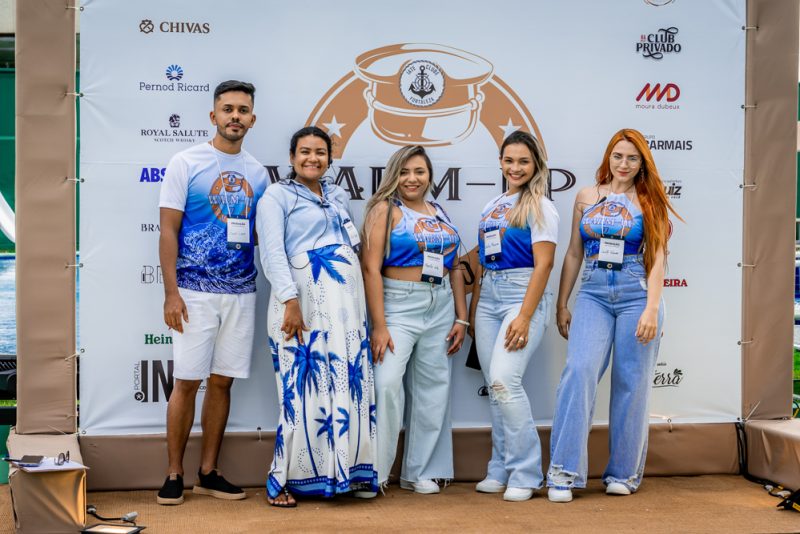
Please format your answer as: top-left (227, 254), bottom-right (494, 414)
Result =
top-left (502, 131), bottom-right (550, 228)
top-left (362, 145), bottom-right (434, 255)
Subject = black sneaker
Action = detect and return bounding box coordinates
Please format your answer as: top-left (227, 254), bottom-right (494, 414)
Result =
top-left (157, 473), bottom-right (185, 505)
top-left (192, 469), bottom-right (246, 500)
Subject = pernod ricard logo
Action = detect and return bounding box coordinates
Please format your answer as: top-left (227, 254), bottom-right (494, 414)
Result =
top-left (139, 19), bottom-right (210, 34)
top-left (140, 115), bottom-right (208, 144)
top-left (140, 64), bottom-right (209, 93)
top-left (637, 27), bottom-right (681, 60)
top-left (300, 43), bottom-right (577, 202)
top-left (166, 64), bottom-right (183, 81)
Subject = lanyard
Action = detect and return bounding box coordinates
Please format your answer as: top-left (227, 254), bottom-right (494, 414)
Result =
top-left (299, 180), bottom-right (361, 248)
top-left (210, 141), bottom-right (248, 219)
top-left (402, 200), bottom-right (447, 284)
top-left (597, 191), bottom-right (634, 270)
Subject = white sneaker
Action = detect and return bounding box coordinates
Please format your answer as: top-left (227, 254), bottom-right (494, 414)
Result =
top-left (606, 482), bottom-right (631, 495)
top-left (475, 478), bottom-right (507, 494)
top-left (503, 487), bottom-right (534, 502)
top-left (399, 479), bottom-right (440, 494)
top-left (548, 487), bottom-right (573, 503)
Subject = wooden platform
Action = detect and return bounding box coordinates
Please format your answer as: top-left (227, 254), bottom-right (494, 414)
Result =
top-left (2, 475), bottom-right (797, 533)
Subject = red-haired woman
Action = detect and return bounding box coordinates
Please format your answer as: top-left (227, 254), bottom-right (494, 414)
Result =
top-left (546, 129), bottom-right (679, 502)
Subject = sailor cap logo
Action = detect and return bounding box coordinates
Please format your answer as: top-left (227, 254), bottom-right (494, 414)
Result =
top-left (208, 171), bottom-right (253, 223)
top-left (399, 60), bottom-right (445, 107)
top-left (307, 42), bottom-right (545, 155)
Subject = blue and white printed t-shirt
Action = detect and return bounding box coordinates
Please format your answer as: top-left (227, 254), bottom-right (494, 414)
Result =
top-left (159, 142), bottom-right (268, 294)
top-left (478, 192), bottom-right (559, 270)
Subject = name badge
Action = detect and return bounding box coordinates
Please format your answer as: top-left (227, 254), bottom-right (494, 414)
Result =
top-left (484, 229), bottom-right (502, 262)
top-left (227, 218), bottom-right (250, 250)
top-left (342, 219), bottom-right (361, 248)
top-left (598, 235), bottom-right (624, 270)
top-left (422, 251), bottom-right (444, 285)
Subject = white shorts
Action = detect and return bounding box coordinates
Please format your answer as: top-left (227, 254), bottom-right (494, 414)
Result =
top-left (172, 287), bottom-right (257, 380)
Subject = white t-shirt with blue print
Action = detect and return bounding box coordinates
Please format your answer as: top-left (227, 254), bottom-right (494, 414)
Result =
top-left (159, 142), bottom-right (268, 294)
top-left (478, 192), bottom-right (559, 270)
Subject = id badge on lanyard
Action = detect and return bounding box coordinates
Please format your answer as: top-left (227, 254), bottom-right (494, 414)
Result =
top-left (598, 235), bottom-right (624, 270)
top-left (227, 218), bottom-right (250, 250)
top-left (330, 199), bottom-right (360, 250)
top-left (484, 229), bottom-right (502, 262)
top-left (422, 251), bottom-right (444, 285)
top-left (342, 218), bottom-right (361, 248)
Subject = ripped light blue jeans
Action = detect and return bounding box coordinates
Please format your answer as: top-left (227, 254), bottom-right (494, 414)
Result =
top-left (547, 257), bottom-right (663, 492)
top-left (475, 267), bottom-right (552, 490)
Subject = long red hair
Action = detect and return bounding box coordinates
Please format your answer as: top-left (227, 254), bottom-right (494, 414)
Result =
top-left (595, 129), bottom-right (681, 274)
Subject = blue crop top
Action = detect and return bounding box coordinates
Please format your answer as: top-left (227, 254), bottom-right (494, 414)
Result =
top-left (383, 200), bottom-right (460, 270)
top-left (579, 192), bottom-right (644, 257)
top-left (478, 193), bottom-right (559, 271)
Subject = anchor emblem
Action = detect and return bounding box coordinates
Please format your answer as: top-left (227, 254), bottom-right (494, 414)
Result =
top-left (409, 65), bottom-right (435, 99)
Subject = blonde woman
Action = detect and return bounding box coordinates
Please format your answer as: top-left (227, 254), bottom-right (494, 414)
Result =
top-left (361, 145), bottom-right (468, 494)
top-left (469, 131), bottom-right (559, 501)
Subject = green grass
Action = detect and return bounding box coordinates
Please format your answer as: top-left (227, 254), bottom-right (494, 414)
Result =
top-left (795, 348), bottom-right (800, 379)
top-left (795, 349), bottom-right (800, 397)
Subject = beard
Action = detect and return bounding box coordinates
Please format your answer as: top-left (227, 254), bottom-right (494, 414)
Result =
top-left (216, 122), bottom-right (246, 143)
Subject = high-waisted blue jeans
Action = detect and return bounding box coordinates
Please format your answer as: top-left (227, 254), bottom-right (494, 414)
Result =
top-left (548, 257), bottom-right (663, 492)
top-left (374, 277), bottom-right (455, 484)
top-left (475, 267), bottom-right (552, 489)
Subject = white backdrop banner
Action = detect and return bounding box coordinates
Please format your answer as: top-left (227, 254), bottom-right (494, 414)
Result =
top-left (79, 0), bottom-right (745, 435)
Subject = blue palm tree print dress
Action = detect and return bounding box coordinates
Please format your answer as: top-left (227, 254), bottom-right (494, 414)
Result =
top-left (267, 244), bottom-right (378, 498)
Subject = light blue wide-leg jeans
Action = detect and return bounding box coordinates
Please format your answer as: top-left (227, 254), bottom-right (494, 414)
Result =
top-left (374, 277), bottom-right (454, 485)
top-left (547, 257), bottom-right (663, 492)
top-left (475, 267), bottom-right (552, 490)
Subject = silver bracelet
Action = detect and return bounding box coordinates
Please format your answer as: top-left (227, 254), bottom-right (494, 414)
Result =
top-left (455, 319), bottom-right (470, 327)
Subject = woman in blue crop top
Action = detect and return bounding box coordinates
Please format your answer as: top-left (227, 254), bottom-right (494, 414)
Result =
top-left (361, 145), bottom-right (468, 495)
top-left (546, 129), bottom-right (680, 503)
top-left (256, 127), bottom-right (377, 507)
top-left (469, 131), bottom-right (559, 502)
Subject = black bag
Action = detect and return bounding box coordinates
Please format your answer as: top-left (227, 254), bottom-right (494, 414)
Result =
top-left (465, 338), bottom-right (481, 371)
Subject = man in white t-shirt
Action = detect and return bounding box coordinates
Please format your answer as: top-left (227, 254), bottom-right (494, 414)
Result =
top-left (156, 80), bottom-right (268, 505)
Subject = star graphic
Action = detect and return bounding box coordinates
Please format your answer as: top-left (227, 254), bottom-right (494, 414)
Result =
top-left (499, 118), bottom-right (521, 139)
top-left (323, 116), bottom-right (346, 138)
